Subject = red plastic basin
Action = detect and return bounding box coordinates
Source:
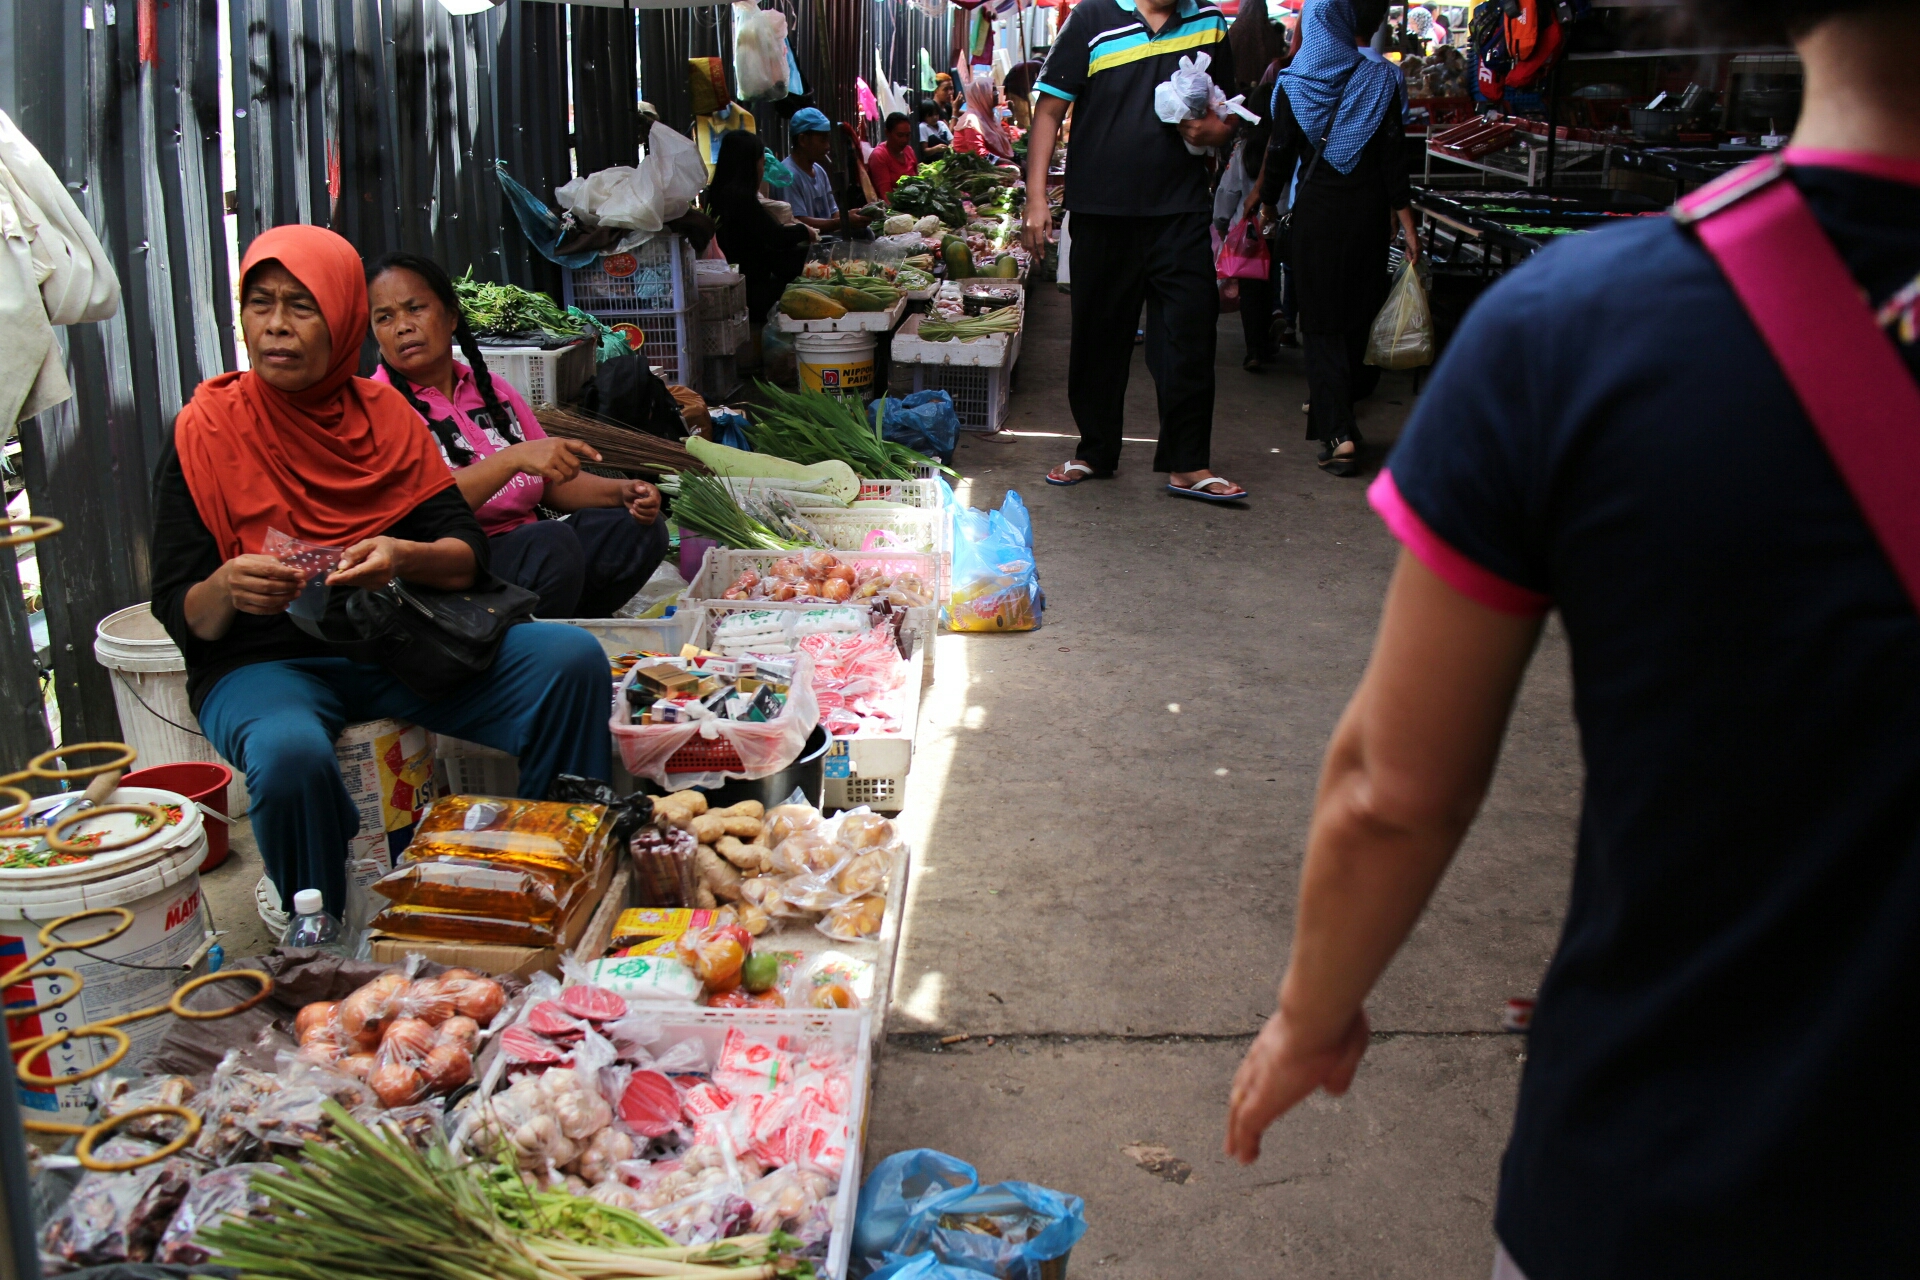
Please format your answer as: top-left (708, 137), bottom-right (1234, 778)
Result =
top-left (119, 761), bottom-right (234, 870)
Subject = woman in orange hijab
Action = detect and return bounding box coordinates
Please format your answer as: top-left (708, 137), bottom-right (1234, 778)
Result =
top-left (150, 225), bottom-right (610, 923)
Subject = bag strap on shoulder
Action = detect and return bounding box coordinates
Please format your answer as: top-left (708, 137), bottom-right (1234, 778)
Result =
top-left (1676, 155), bottom-right (1920, 611)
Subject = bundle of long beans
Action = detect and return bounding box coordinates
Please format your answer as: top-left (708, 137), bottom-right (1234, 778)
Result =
top-left (918, 309), bottom-right (1020, 342)
top-left (534, 406), bottom-right (707, 477)
top-left (745, 383), bottom-right (951, 479)
top-left (199, 1102), bottom-right (811, 1280)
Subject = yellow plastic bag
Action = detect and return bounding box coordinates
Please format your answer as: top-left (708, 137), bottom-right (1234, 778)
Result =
top-left (1365, 261), bottom-right (1435, 371)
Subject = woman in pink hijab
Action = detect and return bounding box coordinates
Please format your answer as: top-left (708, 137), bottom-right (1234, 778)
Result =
top-left (956, 62), bottom-right (1014, 159)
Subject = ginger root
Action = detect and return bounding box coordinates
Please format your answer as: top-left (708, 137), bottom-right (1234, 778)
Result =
top-left (711, 800), bottom-right (764, 819)
top-left (694, 845), bottom-right (744, 903)
top-left (716, 836), bottom-right (773, 874)
top-left (688, 814), bottom-right (727, 845)
top-left (652, 790), bottom-right (708, 828)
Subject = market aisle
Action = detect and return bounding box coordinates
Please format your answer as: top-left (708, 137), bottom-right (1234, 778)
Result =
top-left (870, 286), bottom-right (1583, 1278)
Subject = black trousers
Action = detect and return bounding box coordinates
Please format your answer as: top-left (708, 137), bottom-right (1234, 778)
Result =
top-left (1239, 273), bottom-right (1277, 362)
top-left (1067, 210), bottom-right (1218, 474)
top-left (1302, 326), bottom-right (1382, 444)
top-left (489, 508), bottom-right (670, 618)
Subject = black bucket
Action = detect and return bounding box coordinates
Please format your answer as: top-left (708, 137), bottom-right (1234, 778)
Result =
top-left (641, 725), bottom-right (832, 809)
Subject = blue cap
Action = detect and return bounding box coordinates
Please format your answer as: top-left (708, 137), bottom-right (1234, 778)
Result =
top-left (789, 107), bottom-right (832, 134)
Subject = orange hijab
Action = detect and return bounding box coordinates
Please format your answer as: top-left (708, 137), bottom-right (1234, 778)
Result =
top-left (174, 225), bottom-right (454, 560)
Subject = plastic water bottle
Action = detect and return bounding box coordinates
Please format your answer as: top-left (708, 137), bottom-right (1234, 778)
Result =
top-left (285, 889), bottom-right (348, 955)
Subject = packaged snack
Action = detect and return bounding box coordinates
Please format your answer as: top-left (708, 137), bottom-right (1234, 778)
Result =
top-left (401, 796), bottom-right (610, 877)
top-left (154, 1162), bottom-right (283, 1265)
top-left (819, 894), bottom-right (886, 941)
top-left (95, 1074), bottom-right (197, 1144)
top-left (632, 826), bottom-right (699, 908)
top-left (39, 1141), bottom-right (196, 1270)
top-left (611, 907), bottom-right (719, 953)
top-left (586, 953), bottom-right (703, 1005)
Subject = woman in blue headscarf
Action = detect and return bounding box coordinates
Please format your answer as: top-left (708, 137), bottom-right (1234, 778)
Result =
top-left (1258, 0), bottom-right (1420, 478)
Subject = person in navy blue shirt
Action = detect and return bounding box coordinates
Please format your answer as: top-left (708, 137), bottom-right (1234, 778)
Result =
top-left (1225, 2), bottom-right (1920, 1277)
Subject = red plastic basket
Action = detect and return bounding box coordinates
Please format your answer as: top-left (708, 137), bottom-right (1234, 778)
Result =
top-left (663, 738), bottom-right (745, 774)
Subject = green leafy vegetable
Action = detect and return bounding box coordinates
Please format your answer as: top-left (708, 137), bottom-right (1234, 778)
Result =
top-left (454, 271), bottom-right (586, 339)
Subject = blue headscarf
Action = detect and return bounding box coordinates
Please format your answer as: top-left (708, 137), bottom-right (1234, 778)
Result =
top-left (1277, 0), bottom-right (1401, 175)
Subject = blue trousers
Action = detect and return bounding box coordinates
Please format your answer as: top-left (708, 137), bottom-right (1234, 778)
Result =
top-left (198, 622), bottom-right (610, 917)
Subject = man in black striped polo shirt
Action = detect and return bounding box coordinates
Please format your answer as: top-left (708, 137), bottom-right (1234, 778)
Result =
top-left (1025, 0), bottom-right (1246, 503)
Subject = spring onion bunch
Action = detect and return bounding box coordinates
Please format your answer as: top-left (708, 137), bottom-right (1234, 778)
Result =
top-left (918, 309), bottom-right (1021, 342)
top-left (200, 1102), bottom-right (812, 1280)
top-left (661, 472), bottom-right (805, 550)
top-left (746, 383), bottom-right (952, 479)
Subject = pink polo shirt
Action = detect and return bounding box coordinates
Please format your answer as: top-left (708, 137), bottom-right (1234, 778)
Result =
top-left (373, 361), bottom-right (549, 537)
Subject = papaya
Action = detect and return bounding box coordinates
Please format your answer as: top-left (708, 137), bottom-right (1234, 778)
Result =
top-left (828, 285), bottom-right (890, 312)
top-left (991, 255), bottom-right (1020, 279)
top-left (942, 235), bottom-right (974, 280)
top-left (780, 286), bottom-right (847, 320)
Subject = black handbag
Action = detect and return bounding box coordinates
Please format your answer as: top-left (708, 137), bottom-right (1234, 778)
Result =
top-left (291, 573), bottom-right (539, 701)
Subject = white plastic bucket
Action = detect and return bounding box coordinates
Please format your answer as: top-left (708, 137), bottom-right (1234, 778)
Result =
top-left (93, 603), bottom-right (252, 817)
top-left (796, 330), bottom-right (877, 396)
top-left (1, 790), bottom-right (210, 1124)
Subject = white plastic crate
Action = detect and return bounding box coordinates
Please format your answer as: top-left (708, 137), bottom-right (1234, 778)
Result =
top-left (474, 339), bottom-right (597, 407)
top-left (435, 741), bottom-right (519, 797)
top-left (688, 546), bottom-right (941, 680)
top-left (823, 635), bottom-right (924, 815)
top-left (838, 477), bottom-right (945, 509)
top-left (563, 235), bottom-right (693, 314)
top-left (695, 265), bottom-right (748, 321)
top-left (905, 361), bottom-right (1010, 433)
top-left (788, 508), bottom-right (948, 598)
top-left (470, 1004), bottom-right (873, 1280)
top-left (702, 310), bottom-right (750, 358)
top-left (560, 611), bottom-right (706, 659)
top-left (605, 307), bottom-right (702, 387)
top-left (774, 294), bottom-right (908, 333)
top-left (892, 313), bottom-right (1014, 368)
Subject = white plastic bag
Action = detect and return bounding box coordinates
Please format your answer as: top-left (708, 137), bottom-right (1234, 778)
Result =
top-left (1365, 261), bottom-right (1436, 370)
top-left (732, 1), bottom-right (792, 102)
top-left (1152, 52), bottom-right (1215, 125)
top-left (554, 126), bottom-right (708, 234)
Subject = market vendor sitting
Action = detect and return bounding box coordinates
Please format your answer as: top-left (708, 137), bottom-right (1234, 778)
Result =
top-left (365, 252), bottom-right (668, 619)
top-left (707, 129), bottom-right (812, 321)
top-left (868, 113), bottom-right (920, 199)
top-left (783, 107), bottom-right (871, 235)
top-left (150, 224), bottom-right (610, 921)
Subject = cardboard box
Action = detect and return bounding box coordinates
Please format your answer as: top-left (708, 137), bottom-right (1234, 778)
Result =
top-left (369, 862), bottom-right (631, 979)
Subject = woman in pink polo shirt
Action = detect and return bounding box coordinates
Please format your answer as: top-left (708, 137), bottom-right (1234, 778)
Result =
top-left (364, 253), bottom-right (667, 618)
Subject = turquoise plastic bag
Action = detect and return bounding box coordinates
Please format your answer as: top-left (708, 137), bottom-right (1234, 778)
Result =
top-left (943, 491), bottom-right (1043, 632)
top-left (868, 1255), bottom-right (991, 1280)
top-left (853, 1149), bottom-right (1086, 1280)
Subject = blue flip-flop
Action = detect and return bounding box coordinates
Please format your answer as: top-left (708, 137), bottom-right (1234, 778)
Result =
top-left (1166, 476), bottom-right (1248, 503)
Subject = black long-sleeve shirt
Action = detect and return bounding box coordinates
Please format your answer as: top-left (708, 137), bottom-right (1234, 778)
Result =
top-left (1259, 86), bottom-right (1410, 212)
top-left (148, 440), bottom-right (489, 713)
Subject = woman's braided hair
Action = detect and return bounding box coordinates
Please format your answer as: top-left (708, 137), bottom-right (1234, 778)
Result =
top-left (363, 251), bottom-right (521, 468)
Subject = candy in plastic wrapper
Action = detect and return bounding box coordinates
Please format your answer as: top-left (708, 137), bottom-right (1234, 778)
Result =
top-left (154, 1162), bottom-right (283, 1265)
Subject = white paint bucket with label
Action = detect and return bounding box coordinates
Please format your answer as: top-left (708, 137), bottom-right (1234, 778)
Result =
top-left (0, 791), bottom-right (209, 1125)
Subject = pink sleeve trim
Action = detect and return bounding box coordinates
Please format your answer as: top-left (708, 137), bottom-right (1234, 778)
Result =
top-left (1368, 470), bottom-right (1551, 617)
top-left (1783, 147), bottom-right (1920, 188)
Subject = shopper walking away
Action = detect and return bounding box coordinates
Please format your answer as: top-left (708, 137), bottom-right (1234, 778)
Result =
top-left (1259, 0), bottom-right (1418, 478)
top-left (1223, 2), bottom-right (1290, 370)
top-left (783, 108), bottom-right (871, 235)
top-left (1226, 3), bottom-right (1920, 1278)
top-left (1025, 0), bottom-right (1247, 503)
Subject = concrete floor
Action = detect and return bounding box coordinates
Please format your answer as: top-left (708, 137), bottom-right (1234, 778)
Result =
top-left (869, 285), bottom-right (1580, 1279)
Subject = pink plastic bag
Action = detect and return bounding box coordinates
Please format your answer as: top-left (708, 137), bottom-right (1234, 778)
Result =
top-left (1215, 215), bottom-right (1269, 281)
top-left (609, 653), bottom-right (820, 788)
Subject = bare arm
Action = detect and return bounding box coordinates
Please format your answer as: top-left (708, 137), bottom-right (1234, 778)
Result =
top-left (450, 438), bottom-right (602, 512)
top-left (1022, 94), bottom-right (1068, 257)
top-left (546, 473), bottom-right (662, 524)
top-left (1397, 207), bottom-right (1422, 263)
top-left (1225, 551), bottom-right (1543, 1162)
top-left (182, 556), bottom-right (303, 642)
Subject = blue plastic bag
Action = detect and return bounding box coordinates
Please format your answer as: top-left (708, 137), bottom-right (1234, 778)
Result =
top-left (943, 491), bottom-right (1042, 632)
top-left (493, 162), bottom-right (599, 270)
top-left (869, 391), bottom-right (960, 464)
top-left (853, 1149), bottom-right (1086, 1280)
top-left (868, 1255), bottom-right (995, 1280)
top-left (709, 407), bottom-right (754, 452)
